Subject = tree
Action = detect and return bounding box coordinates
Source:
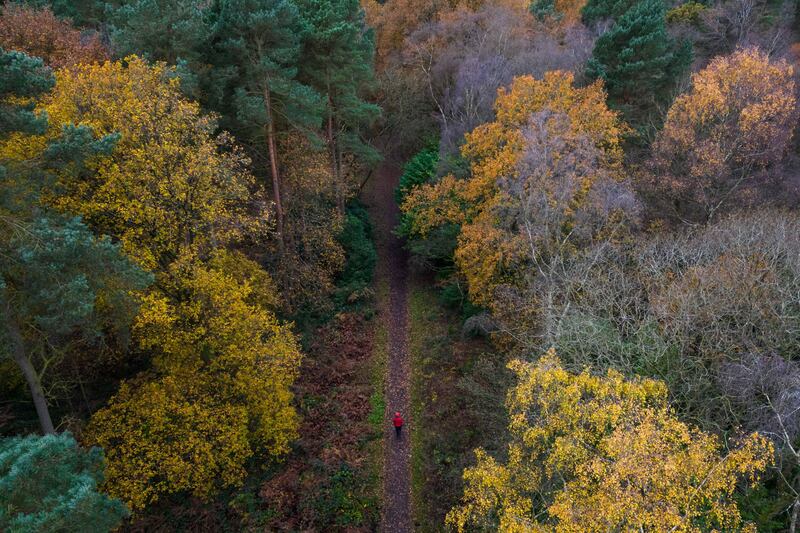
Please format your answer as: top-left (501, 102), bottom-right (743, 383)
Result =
top-left (1, 50), bottom-right (149, 435)
top-left (105, 0), bottom-right (214, 101)
top-left (214, 0), bottom-right (322, 246)
top-left (581, 0), bottom-right (637, 23)
top-left (16, 0), bottom-right (105, 26)
top-left (0, 49), bottom-right (53, 139)
top-left (270, 133), bottom-right (346, 313)
top-left (298, 0), bottom-right (381, 213)
top-left (0, 217), bottom-right (151, 434)
top-left (0, 432), bottom-right (128, 532)
top-left (86, 250), bottom-right (302, 509)
top-left (361, 0), bottom-right (443, 69)
top-left (401, 72), bottom-right (627, 307)
top-left (1, 57), bottom-right (269, 271)
top-left (530, 0), bottom-right (587, 23)
top-left (405, 4), bottom-right (593, 164)
top-left (586, 0), bottom-right (691, 117)
top-left (650, 47), bottom-right (797, 223)
top-left (447, 350), bottom-right (773, 532)
top-left (0, 3), bottom-right (107, 69)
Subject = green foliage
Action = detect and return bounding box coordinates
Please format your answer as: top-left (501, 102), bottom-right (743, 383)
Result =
top-left (298, 0), bottom-right (382, 168)
top-left (0, 49), bottom-right (53, 137)
top-left (395, 144), bottom-right (442, 262)
top-left (311, 464), bottom-right (376, 527)
top-left (438, 278), bottom-right (483, 320)
top-left (215, 0), bottom-right (322, 137)
top-left (586, 0), bottom-right (692, 117)
top-left (395, 143), bottom-right (439, 206)
top-left (1, 216), bottom-right (150, 345)
top-left (530, 0), bottom-right (560, 20)
top-left (105, 0), bottom-right (214, 101)
top-left (581, 0), bottom-right (638, 23)
top-left (19, 0), bottom-right (104, 26)
top-left (335, 201), bottom-right (377, 307)
top-left (737, 482), bottom-right (794, 532)
top-left (0, 432), bottom-right (128, 532)
top-left (367, 389), bottom-right (385, 430)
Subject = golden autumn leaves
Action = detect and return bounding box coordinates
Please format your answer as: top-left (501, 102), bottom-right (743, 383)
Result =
top-left (398, 52), bottom-right (789, 530)
top-left (1, 58), bottom-right (302, 510)
top-left (447, 350), bottom-right (773, 532)
top-left (401, 71), bottom-right (629, 307)
top-left (651, 48), bottom-right (797, 223)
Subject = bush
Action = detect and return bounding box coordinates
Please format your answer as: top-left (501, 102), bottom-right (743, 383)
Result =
top-left (334, 201), bottom-right (377, 308)
top-left (395, 142), bottom-right (439, 207)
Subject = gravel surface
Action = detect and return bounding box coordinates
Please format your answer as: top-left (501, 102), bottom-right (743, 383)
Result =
top-left (365, 162), bottom-right (412, 533)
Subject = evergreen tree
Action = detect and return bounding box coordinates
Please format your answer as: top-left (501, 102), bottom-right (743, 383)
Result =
top-left (297, 0), bottom-right (381, 212)
top-left (18, 0), bottom-right (105, 26)
top-left (0, 217), bottom-right (151, 434)
top-left (0, 50), bottom-right (150, 434)
top-left (0, 432), bottom-right (128, 532)
top-left (581, 0), bottom-right (638, 23)
top-left (586, 0), bottom-right (691, 117)
top-left (105, 0), bottom-right (216, 101)
top-left (0, 49), bottom-right (52, 140)
top-left (213, 0), bottom-right (322, 246)
top-left (530, 0), bottom-right (559, 21)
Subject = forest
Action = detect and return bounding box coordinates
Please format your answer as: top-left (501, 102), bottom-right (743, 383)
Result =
top-left (2, 0), bottom-right (800, 531)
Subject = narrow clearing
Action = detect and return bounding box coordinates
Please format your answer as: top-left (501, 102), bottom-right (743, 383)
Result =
top-left (365, 162), bottom-right (412, 533)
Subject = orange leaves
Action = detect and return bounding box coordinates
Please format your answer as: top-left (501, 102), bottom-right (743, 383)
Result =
top-left (652, 47), bottom-right (798, 222)
top-left (488, 72), bottom-right (626, 164)
top-left (0, 4), bottom-right (107, 69)
top-left (400, 72), bottom-right (628, 307)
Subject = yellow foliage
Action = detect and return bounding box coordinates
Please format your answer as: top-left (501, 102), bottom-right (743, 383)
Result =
top-left (87, 250), bottom-right (302, 510)
top-left (447, 350), bottom-right (773, 532)
top-left (402, 72), bottom-right (627, 306)
top-left (0, 56), bottom-right (269, 270)
top-left (85, 376), bottom-right (251, 511)
top-left (276, 134), bottom-right (346, 312)
top-left (11, 57), bottom-right (304, 510)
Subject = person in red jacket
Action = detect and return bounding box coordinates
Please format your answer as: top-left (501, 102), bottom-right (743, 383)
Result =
top-left (392, 412), bottom-right (404, 439)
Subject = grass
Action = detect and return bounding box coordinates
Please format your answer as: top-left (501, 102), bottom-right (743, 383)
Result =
top-left (408, 279), bottom-right (450, 531)
top-left (406, 276), bottom-right (510, 531)
top-left (367, 275), bottom-right (389, 517)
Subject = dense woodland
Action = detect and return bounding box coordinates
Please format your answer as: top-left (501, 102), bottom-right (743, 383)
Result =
top-left (2, 0), bottom-right (800, 530)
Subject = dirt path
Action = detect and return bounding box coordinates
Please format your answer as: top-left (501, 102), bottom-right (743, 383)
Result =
top-left (364, 161), bottom-right (412, 532)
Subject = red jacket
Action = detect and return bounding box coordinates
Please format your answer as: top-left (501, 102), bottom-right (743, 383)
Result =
top-left (392, 415), bottom-right (404, 427)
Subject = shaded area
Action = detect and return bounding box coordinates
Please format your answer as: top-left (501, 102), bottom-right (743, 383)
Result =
top-left (364, 162), bottom-right (412, 532)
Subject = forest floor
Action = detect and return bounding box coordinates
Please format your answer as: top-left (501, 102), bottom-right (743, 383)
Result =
top-left (364, 161), bottom-right (413, 532)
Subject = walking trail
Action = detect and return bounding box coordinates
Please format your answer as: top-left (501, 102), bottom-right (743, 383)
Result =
top-left (364, 161), bottom-right (412, 533)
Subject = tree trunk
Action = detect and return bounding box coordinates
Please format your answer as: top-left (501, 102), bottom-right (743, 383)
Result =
top-left (263, 84), bottom-right (285, 251)
top-left (327, 92), bottom-right (346, 215)
top-left (791, 496), bottom-right (799, 533)
top-left (5, 315), bottom-right (54, 434)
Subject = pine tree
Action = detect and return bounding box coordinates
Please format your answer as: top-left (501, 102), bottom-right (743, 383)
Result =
top-left (17, 0), bottom-right (104, 26)
top-left (581, 0), bottom-right (638, 23)
top-left (0, 432), bottom-right (128, 532)
top-left (586, 0), bottom-right (691, 117)
top-left (213, 0), bottom-right (322, 246)
top-left (0, 49), bottom-right (52, 139)
top-left (105, 0), bottom-right (214, 101)
top-left (0, 217), bottom-right (151, 434)
top-left (1, 49), bottom-right (149, 434)
top-left (530, 0), bottom-right (559, 21)
top-left (297, 0), bottom-right (381, 213)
